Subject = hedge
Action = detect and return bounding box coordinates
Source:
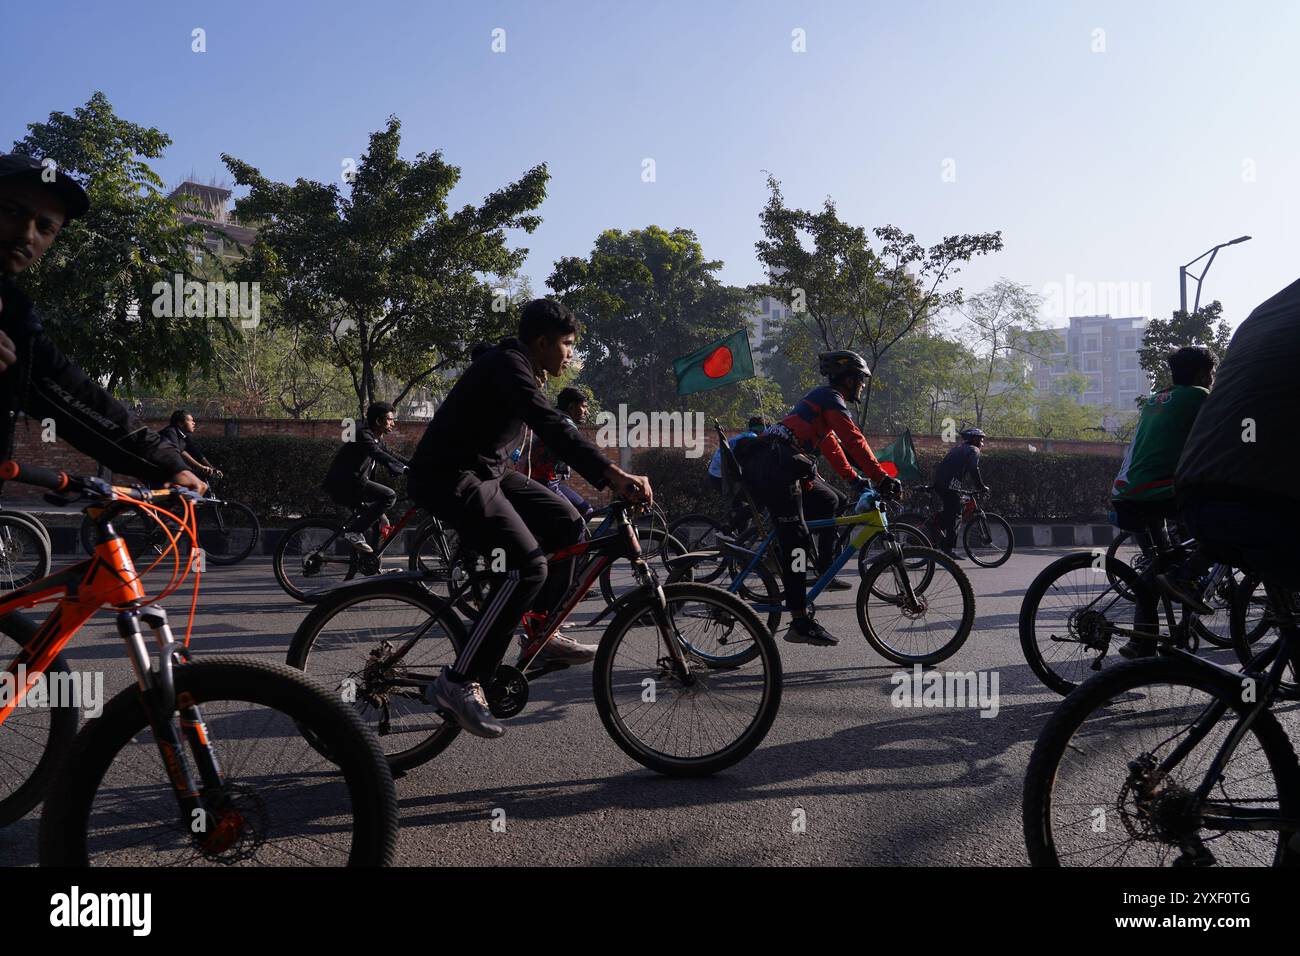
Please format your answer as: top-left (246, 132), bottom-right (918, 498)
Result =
top-left (636, 446), bottom-right (1117, 523)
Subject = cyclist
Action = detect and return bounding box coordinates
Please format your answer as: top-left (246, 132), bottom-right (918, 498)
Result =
top-left (516, 386), bottom-right (595, 520)
top-left (407, 299), bottom-right (652, 738)
top-left (0, 153), bottom-right (205, 633)
top-left (159, 409), bottom-right (222, 482)
top-left (1177, 278), bottom-right (1300, 595)
top-left (736, 350), bottom-right (900, 646)
top-left (932, 428), bottom-right (991, 558)
top-left (321, 401), bottom-right (408, 554)
top-left (709, 416), bottom-right (765, 533)
top-left (1110, 346), bottom-right (1216, 655)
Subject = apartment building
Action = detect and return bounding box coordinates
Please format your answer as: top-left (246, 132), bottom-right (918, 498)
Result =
top-left (1032, 314), bottom-right (1148, 408)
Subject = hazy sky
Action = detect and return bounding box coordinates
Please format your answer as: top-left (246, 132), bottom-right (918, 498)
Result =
top-left (4, 0), bottom-right (1295, 329)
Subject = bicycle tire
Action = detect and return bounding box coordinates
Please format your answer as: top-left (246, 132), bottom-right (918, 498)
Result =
top-left (1020, 552), bottom-right (1150, 696)
top-left (1023, 656), bottom-right (1300, 867)
top-left (962, 511), bottom-right (1014, 568)
top-left (2, 509), bottom-right (51, 551)
top-left (287, 581), bottom-right (467, 773)
top-left (856, 546), bottom-right (974, 665)
top-left (408, 521), bottom-right (487, 617)
top-left (1230, 572), bottom-right (1298, 695)
top-left (1104, 530), bottom-right (1147, 602)
top-left (38, 656), bottom-right (398, 866)
top-left (592, 582), bottom-right (781, 776)
top-left (274, 517), bottom-right (359, 603)
top-left (857, 522), bottom-right (931, 592)
top-left (0, 621), bottom-right (79, 826)
top-left (670, 553), bottom-right (783, 652)
top-left (664, 513), bottom-right (730, 584)
top-left (198, 500), bottom-right (261, 565)
top-left (598, 529), bottom-right (686, 607)
top-left (0, 514), bottom-right (51, 591)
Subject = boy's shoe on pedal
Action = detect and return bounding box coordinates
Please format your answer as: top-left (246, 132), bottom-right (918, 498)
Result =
top-left (424, 670), bottom-right (504, 738)
top-left (1155, 572), bottom-right (1213, 616)
top-left (1117, 638), bottom-right (1158, 660)
top-left (342, 532), bottom-right (373, 554)
top-left (824, 577), bottom-right (852, 592)
top-left (517, 632), bottom-right (598, 667)
top-left (785, 617), bottom-right (838, 646)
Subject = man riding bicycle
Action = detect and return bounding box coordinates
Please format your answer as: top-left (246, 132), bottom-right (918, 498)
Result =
top-left (736, 350), bottom-right (900, 646)
top-left (515, 386), bottom-right (595, 520)
top-left (159, 409), bottom-right (222, 482)
top-left (407, 299), bottom-right (652, 739)
top-left (322, 401), bottom-right (408, 554)
top-left (709, 416), bottom-right (765, 533)
top-left (0, 154), bottom-right (204, 636)
top-left (932, 427), bottom-right (990, 558)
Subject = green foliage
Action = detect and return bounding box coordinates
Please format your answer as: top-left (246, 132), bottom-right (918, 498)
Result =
top-left (548, 225), bottom-right (756, 413)
top-left (222, 118), bottom-right (548, 419)
top-left (11, 92), bottom-right (221, 393)
top-left (1137, 301), bottom-right (1232, 393)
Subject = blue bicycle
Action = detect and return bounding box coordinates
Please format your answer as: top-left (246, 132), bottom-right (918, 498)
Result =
top-left (669, 489), bottom-right (976, 667)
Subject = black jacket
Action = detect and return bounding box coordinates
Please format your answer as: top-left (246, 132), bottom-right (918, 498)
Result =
top-left (1177, 275), bottom-right (1300, 506)
top-left (409, 337), bottom-right (611, 493)
top-left (933, 442), bottom-right (984, 492)
top-left (1, 279), bottom-right (188, 485)
top-left (323, 427), bottom-right (408, 495)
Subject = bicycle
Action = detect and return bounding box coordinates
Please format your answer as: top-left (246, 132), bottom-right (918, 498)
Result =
top-left (78, 472), bottom-right (260, 566)
top-left (900, 486), bottom-right (1014, 568)
top-left (0, 460), bottom-right (398, 866)
top-left (0, 506), bottom-right (52, 590)
top-left (668, 487), bottom-right (975, 666)
top-left (286, 498), bottom-right (781, 778)
top-left (1022, 556), bottom-right (1300, 866)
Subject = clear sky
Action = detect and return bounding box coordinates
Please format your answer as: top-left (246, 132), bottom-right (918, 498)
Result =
top-left (4, 0), bottom-right (1296, 328)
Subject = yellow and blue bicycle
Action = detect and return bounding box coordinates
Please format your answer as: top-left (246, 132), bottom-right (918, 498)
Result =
top-left (669, 488), bottom-right (976, 667)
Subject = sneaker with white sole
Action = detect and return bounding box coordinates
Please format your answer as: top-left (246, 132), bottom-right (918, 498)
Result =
top-left (518, 632), bottom-right (598, 667)
top-left (342, 532), bottom-right (373, 554)
top-left (785, 617), bottom-right (838, 646)
top-left (424, 671), bottom-right (505, 738)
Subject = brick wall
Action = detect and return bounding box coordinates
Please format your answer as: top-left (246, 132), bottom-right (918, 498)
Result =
top-left (4, 414), bottom-right (1123, 507)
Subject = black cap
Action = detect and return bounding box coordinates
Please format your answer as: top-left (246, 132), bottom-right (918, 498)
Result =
top-left (0, 153), bottom-right (90, 222)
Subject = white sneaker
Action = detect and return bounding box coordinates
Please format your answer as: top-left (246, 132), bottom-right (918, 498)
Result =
top-left (518, 632), bottom-right (598, 667)
top-left (424, 671), bottom-right (504, 738)
top-left (342, 532), bottom-right (373, 554)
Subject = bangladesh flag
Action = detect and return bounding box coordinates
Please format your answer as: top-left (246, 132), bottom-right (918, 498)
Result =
top-left (877, 429), bottom-right (923, 483)
top-left (673, 330), bottom-right (755, 396)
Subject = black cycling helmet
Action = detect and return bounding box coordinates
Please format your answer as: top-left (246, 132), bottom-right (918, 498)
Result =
top-left (960, 427), bottom-right (987, 442)
top-left (818, 350), bottom-right (871, 382)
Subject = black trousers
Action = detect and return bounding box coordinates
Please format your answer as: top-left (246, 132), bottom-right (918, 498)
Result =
top-left (937, 489), bottom-right (963, 553)
top-left (414, 469), bottom-right (584, 682)
top-left (747, 476), bottom-right (840, 614)
top-left (330, 479), bottom-right (397, 535)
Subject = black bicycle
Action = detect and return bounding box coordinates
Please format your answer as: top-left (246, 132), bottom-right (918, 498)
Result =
top-left (287, 498), bottom-right (781, 778)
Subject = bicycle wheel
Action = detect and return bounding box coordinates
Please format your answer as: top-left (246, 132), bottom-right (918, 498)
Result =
top-left (856, 546), bottom-right (974, 665)
top-left (408, 521), bottom-right (488, 616)
top-left (665, 513), bottom-right (730, 583)
top-left (197, 499), bottom-right (260, 565)
top-left (2, 510), bottom-right (51, 550)
top-left (0, 514), bottom-right (51, 591)
top-left (670, 554), bottom-right (783, 652)
top-left (599, 530), bottom-right (686, 606)
top-left (287, 581), bottom-right (467, 773)
top-left (38, 656), bottom-right (398, 866)
top-left (962, 511), bottom-right (1014, 568)
top-left (1023, 656), bottom-right (1300, 867)
top-left (0, 618), bottom-right (79, 826)
top-left (274, 518), bottom-right (359, 603)
top-left (1188, 566), bottom-right (1243, 650)
top-left (857, 522), bottom-right (931, 593)
top-left (1231, 573), bottom-right (1298, 695)
top-left (1020, 552), bottom-right (1154, 696)
top-left (1105, 530), bottom-right (1153, 603)
top-left (593, 582), bottom-right (781, 776)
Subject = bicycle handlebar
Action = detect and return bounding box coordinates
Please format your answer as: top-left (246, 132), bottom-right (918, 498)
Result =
top-left (0, 460), bottom-right (198, 504)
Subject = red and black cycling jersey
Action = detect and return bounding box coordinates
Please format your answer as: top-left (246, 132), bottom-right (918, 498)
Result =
top-left (772, 385), bottom-right (888, 483)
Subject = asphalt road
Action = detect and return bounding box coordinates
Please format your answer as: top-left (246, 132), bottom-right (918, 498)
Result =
top-left (0, 545), bottom-right (1275, 866)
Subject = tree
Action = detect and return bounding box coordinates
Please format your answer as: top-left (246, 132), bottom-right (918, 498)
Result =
top-left (754, 175), bottom-right (1003, 422)
top-left (862, 330), bottom-right (969, 435)
top-left (1137, 301), bottom-right (1232, 393)
top-left (11, 92), bottom-right (221, 393)
top-left (952, 279), bottom-right (1054, 428)
top-left (222, 117), bottom-right (547, 418)
top-left (547, 226), bottom-right (755, 413)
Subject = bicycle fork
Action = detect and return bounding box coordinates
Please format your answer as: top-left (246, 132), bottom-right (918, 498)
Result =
top-left (634, 558), bottom-right (697, 685)
top-left (118, 606), bottom-right (248, 858)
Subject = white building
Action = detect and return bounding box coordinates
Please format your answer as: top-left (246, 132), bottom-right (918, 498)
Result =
top-left (1032, 314), bottom-right (1148, 407)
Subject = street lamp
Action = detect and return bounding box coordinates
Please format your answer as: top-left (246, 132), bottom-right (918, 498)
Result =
top-left (1180, 235), bottom-right (1251, 315)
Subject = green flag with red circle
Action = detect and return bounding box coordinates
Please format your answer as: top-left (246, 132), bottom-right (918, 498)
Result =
top-left (672, 330), bottom-right (755, 396)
